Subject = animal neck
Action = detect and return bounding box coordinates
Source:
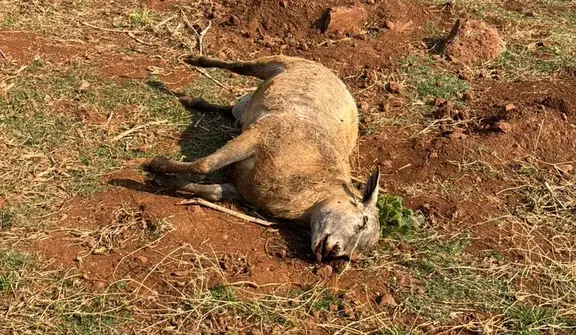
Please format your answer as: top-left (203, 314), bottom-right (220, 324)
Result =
top-left (305, 181), bottom-right (361, 218)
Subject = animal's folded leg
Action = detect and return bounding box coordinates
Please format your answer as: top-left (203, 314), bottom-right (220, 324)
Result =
top-left (147, 173), bottom-right (240, 202)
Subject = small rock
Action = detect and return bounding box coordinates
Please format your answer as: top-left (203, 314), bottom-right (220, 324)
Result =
top-left (462, 91), bottom-right (473, 100)
top-left (434, 97), bottom-right (447, 106)
top-left (505, 103), bottom-right (517, 112)
top-left (300, 42), bottom-right (309, 51)
top-left (314, 264), bottom-right (333, 277)
top-left (429, 151), bottom-right (439, 159)
top-left (386, 82), bottom-right (403, 94)
top-left (170, 270), bottom-right (190, 277)
top-left (378, 102), bottom-right (390, 113)
top-left (497, 121), bottom-right (512, 133)
top-left (279, 0), bottom-right (288, 8)
top-left (250, 330), bottom-right (263, 335)
top-left (434, 100), bottom-right (455, 119)
top-left (458, 71), bottom-right (472, 81)
top-left (448, 128), bottom-right (467, 139)
top-left (557, 164), bottom-right (573, 175)
top-left (375, 291), bottom-right (397, 306)
top-left (135, 255), bottom-right (148, 265)
top-left (381, 160), bottom-right (393, 169)
top-left (343, 305), bottom-right (355, 317)
top-left (320, 6), bottom-right (367, 34)
top-left (358, 101), bottom-right (369, 111)
top-left (384, 20), bottom-right (395, 30)
top-left (312, 311), bottom-right (321, 321)
top-left (77, 80), bottom-right (90, 93)
top-left (394, 20), bottom-right (413, 32)
top-left (227, 15), bottom-right (240, 26)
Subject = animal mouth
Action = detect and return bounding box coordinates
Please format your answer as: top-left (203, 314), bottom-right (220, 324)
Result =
top-left (314, 235), bottom-right (329, 262)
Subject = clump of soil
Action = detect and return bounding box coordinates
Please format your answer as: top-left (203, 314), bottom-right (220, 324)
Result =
top-left (443, 19), bottom-right (504, 64)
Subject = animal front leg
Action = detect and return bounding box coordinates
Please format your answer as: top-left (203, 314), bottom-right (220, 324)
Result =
top-left (142, 126), bottom-right (259, 175)
top-left (149, 174), bottom-right (240, 202)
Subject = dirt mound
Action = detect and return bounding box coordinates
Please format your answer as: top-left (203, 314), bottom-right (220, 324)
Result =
top-left (443, 19), bottom-right (504, 64)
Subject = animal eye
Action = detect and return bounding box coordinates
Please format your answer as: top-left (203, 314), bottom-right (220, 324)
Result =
top-left (358, 216), bottom-right (369, 231)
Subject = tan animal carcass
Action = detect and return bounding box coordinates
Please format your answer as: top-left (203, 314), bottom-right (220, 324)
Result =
top-left (142, 55), bottom-right (381, 261)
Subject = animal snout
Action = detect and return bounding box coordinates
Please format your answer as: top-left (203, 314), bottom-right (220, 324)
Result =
top-left (322, 235), bottom-right (342, 258)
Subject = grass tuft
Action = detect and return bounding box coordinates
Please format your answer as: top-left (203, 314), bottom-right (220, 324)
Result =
top-left (377, 194), bottom-right (421, 237)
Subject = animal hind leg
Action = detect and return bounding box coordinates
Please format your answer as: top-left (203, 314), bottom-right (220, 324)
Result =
top-left (179, 96), bottom-right (234, 120)
top-left (142, 125), bottom-right (259, 175)
top-left (148, 173), bottom-right (241, 202)
top-left (184, 55), bottom-right (285, 80)
top-left (179, 93), bottom-right (252, 125)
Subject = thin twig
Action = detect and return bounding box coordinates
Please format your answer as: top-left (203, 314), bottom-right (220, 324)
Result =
top-left (534, 111), bottom-right (546, 152)
top-left (127, 32), bottom-right (157, 46)
top-left (191, 66), bottom-right (235, 92)
top-left (154, 14), bottom-right (177, 32)
top-left (110, 120), bottom-right (168, 142)
top-left (179, 198), bottom-right (276, 227)
top-left (81, 22), bottom-right (145, 34)
top-left (0, 49), bottom-right (6, 58)
top-left (198, 21), bottom-right (212, 56)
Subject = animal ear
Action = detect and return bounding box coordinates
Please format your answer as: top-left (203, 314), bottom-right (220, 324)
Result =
top-left (362, 167), bottom-right (380, 207)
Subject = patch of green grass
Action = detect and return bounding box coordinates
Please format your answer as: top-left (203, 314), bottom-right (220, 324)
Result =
top-left (68, 313), bottom-right (119, 335)
top-left (0, 208), bottom-right (14, 230)
top-left (404, 242), bottom-right (512, 321)
top-left (0, 250), bottom-right (28, 292)
top-left (0, 63), bottom-right (249, 205)
top-left (312, 291), bottom-right (341, 312)
top-left (402, 55), bottom-right (470, 104)
top-left (1, 15), bottom-right (15, 27)
top-left (128, 8), bottom-right (160, 29)
top-left (210, 285), bottom-right (237, 301)
top-left (505, 305), bottom-right (567, 334)
top-left (377, 194), bottom-right (422, 237)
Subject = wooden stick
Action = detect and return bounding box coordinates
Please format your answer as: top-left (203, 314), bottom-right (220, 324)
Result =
top-left (179, 198), bottom-right (276, 227)
top-left (198, 20), bottom-right (212, 56)
top-left (109, 120), bottom-right (167, 142)
top-left (154, 14), bottom-right (177, 32)
top-left (127, 32), bottom-right (157, 46)
top-left (440, 18), bottom-right (461, 56)
top-left (191, 65), bottom-right (235, 93)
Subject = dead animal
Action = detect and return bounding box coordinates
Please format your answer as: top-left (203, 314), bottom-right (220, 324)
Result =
top-left (141, 55), bottom-right (381, 262)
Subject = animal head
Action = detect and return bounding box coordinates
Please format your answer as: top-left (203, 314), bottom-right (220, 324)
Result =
top-left (310, 168), bottom-right (381, 262)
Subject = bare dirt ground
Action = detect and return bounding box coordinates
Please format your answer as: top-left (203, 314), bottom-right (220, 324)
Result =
top-left (0, 0), bottom-right (575, 334)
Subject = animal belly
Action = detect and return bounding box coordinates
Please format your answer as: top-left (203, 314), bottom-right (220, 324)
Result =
top-left (231, 159), bottom-right (315, 222)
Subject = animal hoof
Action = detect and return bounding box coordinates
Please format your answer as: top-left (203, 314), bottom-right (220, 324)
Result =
top-left (179, 96), bottom-right (202, 108)
top-left (147, 173), bottom-right (175, 188)
top-left (142, 156), bottom-right (170, 173)
top-left (183, 55), bottom-right (205, 66)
